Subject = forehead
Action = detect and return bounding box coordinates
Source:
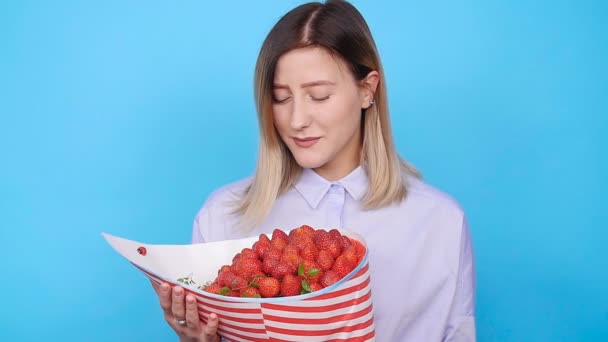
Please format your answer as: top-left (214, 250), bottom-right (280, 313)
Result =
top-left (274, 46), bottom-right (353, 84)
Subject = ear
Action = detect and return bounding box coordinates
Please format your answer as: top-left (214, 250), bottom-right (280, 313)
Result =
top-left (359, 70), bottom-right (380, 109)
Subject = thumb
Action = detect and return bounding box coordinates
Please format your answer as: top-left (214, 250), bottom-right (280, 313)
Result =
top-left (203, 313), bottom-right (220, 341)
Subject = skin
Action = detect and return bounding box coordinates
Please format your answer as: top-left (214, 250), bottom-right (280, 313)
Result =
top-left (272, 46), bottom-right (378, 181)
top-left (151, 46), bottom-right (379, 341)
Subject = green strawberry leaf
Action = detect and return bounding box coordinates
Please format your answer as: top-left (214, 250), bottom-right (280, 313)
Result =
top-left (250, 282), bottom-right (259, 289)
top-left (308, 268), bottom-right (319, 277)
top-left (219, 286), bottom-right (230, 296)
top-left (301, 279), bottom-right (311, 293)
top-left (298, 263), bottom-right (305, 277)
top-left (253, 294), bottom-right (261, 298)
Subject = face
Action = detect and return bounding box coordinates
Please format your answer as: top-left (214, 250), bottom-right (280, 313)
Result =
top-left (272, 47), bottom-right (377, 180)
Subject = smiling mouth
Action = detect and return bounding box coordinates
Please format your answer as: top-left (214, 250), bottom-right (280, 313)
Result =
top-left (293, 137), bottom-right (320, 148)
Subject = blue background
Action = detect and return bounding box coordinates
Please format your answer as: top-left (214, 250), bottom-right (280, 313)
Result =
top-left (1, 0), bottom-right (606, 341)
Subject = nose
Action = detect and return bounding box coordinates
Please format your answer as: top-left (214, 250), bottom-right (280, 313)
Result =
top-left (289, 98), bottom-right (312, 131)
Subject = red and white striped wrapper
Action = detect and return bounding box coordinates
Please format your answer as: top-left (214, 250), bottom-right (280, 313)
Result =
top-left (102, 230), bottom-right (375, 342)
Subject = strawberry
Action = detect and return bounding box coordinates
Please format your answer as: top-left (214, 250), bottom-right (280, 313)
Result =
top-left (309, 282), bottom-right (323, 292)
top-left (332, 254), bottom-right (355, 278)
top-left (203, 283), bottom-right (222, 294)
top-left (217, 265), bottom-right (232, 275)
top-left (217, 270), bottom-right (236, 287)
top-left (280, 274), bottom-right (302, 297)
top-left (269, 262), bottom-right (292, 281)
top-left (242, 258), bottom-right (264, 280)
top-left (272, 228), bottom-right (289, 243)
top-left (229, 275), bottom-right (248, 290)
top-left (329, 229), bottom-right (343, 241)
top-left (258, 277), bottom-right (281, 298)
top-left (281, 250), bottom-right (303, 272)
top-left (262, 257), bottom-right (279, 275)
top-left (320, 270), bottom-right (341, 287)
top-left (314, 233), bottom-right (342, 259)
top-left (300, 243), bottom-right (319, 261)
top-left (253, 237), bottom-right (271, 259)
top-left (240, 248), bottom-right (257, 260)
top-left (300, 225), bottom-right (316, 238)
top-left (342, 244), bottom-right (359, 266)
top-left (340, 235), bottom-right (352, 249)
top-left (226, 290), bottom-right (240, 297)
top-left (271, 237), bottom-right (288, 252)
top-left (239, 286), bottom-right (261, 298)
top-left (263, 246), bottom-right (283, 262)
top-left (316, 249), bottom-right (334, 271)
top-left (300, 259), bottom-right (323, 283)
top-left (351, 239), bottom-right (367, 263)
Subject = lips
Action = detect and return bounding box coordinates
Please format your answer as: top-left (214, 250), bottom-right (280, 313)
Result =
top-left (293, 137), bottom-right (320, 148)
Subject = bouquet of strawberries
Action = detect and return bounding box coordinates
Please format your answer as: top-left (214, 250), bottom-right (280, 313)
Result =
top-left (201, 226), bottom-right (367, 299)
top-left (103, 225), bottom-right (375, 341)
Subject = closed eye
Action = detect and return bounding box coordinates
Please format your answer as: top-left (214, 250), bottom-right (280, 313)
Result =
top-left (273, 97), bottom-right (291, 104)
top-left (311, 95), bottom-right (331, 102)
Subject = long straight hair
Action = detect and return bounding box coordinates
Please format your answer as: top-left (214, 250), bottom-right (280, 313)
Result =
top-left (233, 0), bottom-right (421, 230)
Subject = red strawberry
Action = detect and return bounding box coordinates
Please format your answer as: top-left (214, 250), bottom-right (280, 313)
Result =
top-left (269, 262), bottom-right (292, 281)
top-left (320, 270), bottom-right (341, 287)
top-left (332, 254), bottom-right (355, 278)
top-left (235, 257), bottom-right (263, 280)
top-left (280, 274), bottom-right (302, 297)
top-left (229, 275), bottom-right (248, 290)
top-left (329, 229), bottom-right (343, 241)
top-left (351, 239), bottom-right (367, 263)
top-left (300, 243), bottom-right (319, 261)
top-left (203, 283), bottom-right (222, 294)
top-left (281, 251), bottom-right (303, 272)
top-left (263, 246), bottom-right (282, 262)
top-left (226, 290), bottom-right (240, 297)
top-left (313, 230), bottom-right (329, 245)
top-left (217, 271), bottom-right (236, 287)
top-left (258, 277), bottom-right (281, 298)
top-left (342, 244), bottom-right (359, 266)
top-left (262, 257), bottom-right (279, 275)
top-left (316, 250), bottom-right (334, 271)
top-left (301, 259), bottom-right (323, 283)
top-left (300, 225), bottom-right (316, 238)
top-left (239, 286), bottom-right (261, 298)
top-left (309, 282), bottom-right (323, 292)
top-left (315, 233), bottom-right (342, 259)
top-left (340, 235), bottom-right (352, 249)
top-left (217, 265), bottom-right (232, 275)
top-left (240, 248), bottom-right (257, 260)
top-left (272, 228), bottom-right (289, 243)
top-left (253, 241), bottom-right (270, 260)
top-left (271, 237), bottom-right (288, 252)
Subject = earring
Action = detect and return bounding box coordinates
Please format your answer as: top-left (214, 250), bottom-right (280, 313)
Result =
top-left (369, 100), bottom-right (374, 106)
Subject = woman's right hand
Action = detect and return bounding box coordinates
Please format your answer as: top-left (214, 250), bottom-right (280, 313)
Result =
top-left (151, 280), bottom-right (221, 342)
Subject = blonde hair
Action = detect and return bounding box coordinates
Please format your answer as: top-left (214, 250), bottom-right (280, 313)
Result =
top-left (233, 0), bottom-right (421, 230)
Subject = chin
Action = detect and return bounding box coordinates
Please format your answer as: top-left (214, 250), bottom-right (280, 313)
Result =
top-left (291, 153), bottom-right (327, 169)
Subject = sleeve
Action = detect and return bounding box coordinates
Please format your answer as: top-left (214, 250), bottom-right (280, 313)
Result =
top-left (444, 214), bottom-right (477, 341)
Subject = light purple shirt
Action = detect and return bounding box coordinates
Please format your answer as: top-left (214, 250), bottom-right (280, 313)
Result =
top-left (192, 166), bottom-right (476, 341)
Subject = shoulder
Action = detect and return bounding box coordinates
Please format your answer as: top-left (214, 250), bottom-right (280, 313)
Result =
top-left (402, 173), bottom-right (466, 226)
top-left (201, 176), bottom-right (253, 211)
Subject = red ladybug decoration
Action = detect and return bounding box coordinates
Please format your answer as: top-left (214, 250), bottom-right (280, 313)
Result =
top-left (137, 246), bottom-right (147, 256)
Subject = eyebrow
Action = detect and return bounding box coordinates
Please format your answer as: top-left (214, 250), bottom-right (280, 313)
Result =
top-left (273, 80), bottom-right (336, 89)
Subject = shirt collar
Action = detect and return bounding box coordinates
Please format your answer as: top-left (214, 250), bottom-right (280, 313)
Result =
top-left (293, 165), bottom-right (369, 209)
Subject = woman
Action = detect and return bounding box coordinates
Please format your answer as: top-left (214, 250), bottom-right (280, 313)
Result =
top-left (152, 1), bottom-right (476, 341)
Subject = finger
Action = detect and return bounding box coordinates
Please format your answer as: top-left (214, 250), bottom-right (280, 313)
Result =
top-left (203, 313), bottom-right (220, 339)
top-left (157, 282), bottom-right (172, 312)
top-left (184, 294), bottom-right (200, 330)
top-left (171, 286), bottom-right (186, 320)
